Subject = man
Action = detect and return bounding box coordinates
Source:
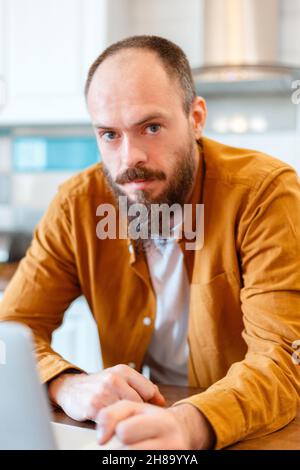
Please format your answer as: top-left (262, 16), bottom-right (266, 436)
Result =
top-left (0, 35), bottom-right (300, 450)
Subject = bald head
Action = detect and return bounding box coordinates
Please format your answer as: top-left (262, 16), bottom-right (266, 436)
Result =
top-left (85, 35), bottom-right (196, 115)
top-left (87, 49), bottom-right (185, 128)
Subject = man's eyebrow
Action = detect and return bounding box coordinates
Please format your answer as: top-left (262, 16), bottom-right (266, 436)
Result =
top-left (94, 113), bottom-right (167, 130)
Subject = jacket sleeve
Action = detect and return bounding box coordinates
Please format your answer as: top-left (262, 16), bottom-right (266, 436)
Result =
top-left (0, 191), bottom-right (84, 383)
top-left (176, 165), bottom-right (300, 449)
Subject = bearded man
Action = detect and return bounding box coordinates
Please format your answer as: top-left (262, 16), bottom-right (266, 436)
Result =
top-left (1, 35), bottom-right (299, 450)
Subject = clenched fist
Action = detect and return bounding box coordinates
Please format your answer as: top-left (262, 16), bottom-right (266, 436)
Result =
top-left (48, 364), bottom-right (166, 421)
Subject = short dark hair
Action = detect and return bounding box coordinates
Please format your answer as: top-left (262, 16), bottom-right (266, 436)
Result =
top-left (85, 35), bottom-right (196, 115)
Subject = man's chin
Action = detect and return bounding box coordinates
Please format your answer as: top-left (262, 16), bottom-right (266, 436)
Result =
top-left (119, 186), bottom-right (164, 205)
top-left (125, 192), bottom-right (155, 205)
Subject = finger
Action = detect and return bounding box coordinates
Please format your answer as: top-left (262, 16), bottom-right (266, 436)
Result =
top-left (89, 376), bottom-right (143, 420)
top-left (115, 414), bottom-right (165, 445)
top-left (100, 374), bottom-right (144, 404)
top-left (148, 385), bottom-right (166, 407)
top-left (88, 387), bottom-right (120, 420)
top-left (115, 376), bottom-right (144, 402)
top-left (110, 365), bottom-right (166, 405)
top-left (96, 400), bottom-right (145, 444)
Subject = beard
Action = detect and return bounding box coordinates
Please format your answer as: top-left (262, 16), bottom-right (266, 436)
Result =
top-left (102, 134), bottom-right (197, 251)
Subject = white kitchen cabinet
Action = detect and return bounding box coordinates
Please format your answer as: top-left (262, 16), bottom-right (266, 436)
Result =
top-left (51, 296), bottom-right (103, 374)
top-left (0, 290), bottom-right (102, 373)
top-left (0, 0), bottom-right (109, 125)
top-left (0, 0), bottom-right (204, 125)
top-left (126, 0), bottom-right (203, 68)
top-left (0, 0), bottom-right (5, 111)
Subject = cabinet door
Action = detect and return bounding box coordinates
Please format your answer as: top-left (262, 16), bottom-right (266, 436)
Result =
top-left (51, 296), bottom-right (103, 373)
top-left (0, 0), bottom-right (108, 125)
top-left (127, 0), bottom-right (203, 67)
top-left (0, 0), bottom-right (5, 111)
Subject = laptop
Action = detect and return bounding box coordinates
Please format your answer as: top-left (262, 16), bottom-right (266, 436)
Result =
top-left (0, 321), bottom-right (122, 450)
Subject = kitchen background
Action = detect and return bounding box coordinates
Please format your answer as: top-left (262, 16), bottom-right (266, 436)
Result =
top-left (0, 0), bottom-right (299, 373)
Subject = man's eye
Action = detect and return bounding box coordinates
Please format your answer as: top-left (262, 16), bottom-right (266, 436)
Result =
top-left (146, 124), bottom-right (161, 134)
top-left (102, 131), bottom-right (117, 141)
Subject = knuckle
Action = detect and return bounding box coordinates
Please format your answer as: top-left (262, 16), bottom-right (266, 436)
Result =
top-left (90, 388), bottom-right (109, 407)
top-left (103, 372), bottom-right (119, 387)
top-left (112, 364), bottom-right (129, 375)
top-left (89, 395), bottom-right (99, 408)
top-left (90, 390), bottom-right (105, 407)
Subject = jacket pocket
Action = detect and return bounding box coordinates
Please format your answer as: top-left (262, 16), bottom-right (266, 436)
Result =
top-left (188, 271), bottom-right (247, 386)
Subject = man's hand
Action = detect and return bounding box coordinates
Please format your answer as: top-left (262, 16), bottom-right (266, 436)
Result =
top-left (48, 365), bottom-right (166, 422)
top-left (95, 400), bottom-right (216, 450)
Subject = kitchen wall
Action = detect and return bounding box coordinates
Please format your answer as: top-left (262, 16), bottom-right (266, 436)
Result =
top-left (1, 2), bottom-right (299, 199)
top-left (202, 0), bottom-right (300, 173)
top-left (122, 0), bottom-right (203, 67)
top-left (124, 0), bottom-right (300, 174)
top-left (0, 0), bottom-right (299, 371)
top-left (0, 127), bottom-right (99, 233)
top-left (280, 0), bottom-right (300, 63)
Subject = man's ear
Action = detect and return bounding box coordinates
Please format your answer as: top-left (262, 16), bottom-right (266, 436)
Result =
top-left (189, 96), bottom-right (207, 139)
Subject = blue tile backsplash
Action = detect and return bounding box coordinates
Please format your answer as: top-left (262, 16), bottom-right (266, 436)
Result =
top-left (13, 137), bottom-right (100, 172)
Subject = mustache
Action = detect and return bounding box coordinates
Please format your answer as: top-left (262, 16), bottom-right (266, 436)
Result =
top-left (115, 166), bottom-right (166, 185)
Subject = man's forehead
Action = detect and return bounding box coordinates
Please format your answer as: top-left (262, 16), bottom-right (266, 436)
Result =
top-left (87, 49), bottom-right (184, 124)
top-left (88, 49), bottom-right (177, 102)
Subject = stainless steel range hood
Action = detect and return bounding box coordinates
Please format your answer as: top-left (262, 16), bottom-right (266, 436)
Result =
top-left (193, 0), bottom-right (300, 95)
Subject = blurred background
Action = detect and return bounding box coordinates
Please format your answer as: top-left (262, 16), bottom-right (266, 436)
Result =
top-left (0, 0), bottom-right (299, 372)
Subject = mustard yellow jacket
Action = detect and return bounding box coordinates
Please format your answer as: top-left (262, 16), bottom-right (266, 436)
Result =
top-left (1, 137), bottom-right (300, 449)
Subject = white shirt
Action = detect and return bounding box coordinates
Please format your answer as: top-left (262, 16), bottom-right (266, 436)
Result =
top-left (143, 237), bottom-right (190, 385)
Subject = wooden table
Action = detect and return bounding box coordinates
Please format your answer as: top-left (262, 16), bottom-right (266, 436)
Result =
top-left (52, 384), bottom-right (300, 450)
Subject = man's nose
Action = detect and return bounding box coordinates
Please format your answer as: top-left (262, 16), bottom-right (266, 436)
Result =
top-left (120, 135), bottom-right (148, 168)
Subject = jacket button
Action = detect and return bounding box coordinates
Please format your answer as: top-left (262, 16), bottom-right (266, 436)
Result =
top-left (143, 316), bottom-right (152, 326)
top-left (128, 362), bottom-right (136, 369)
